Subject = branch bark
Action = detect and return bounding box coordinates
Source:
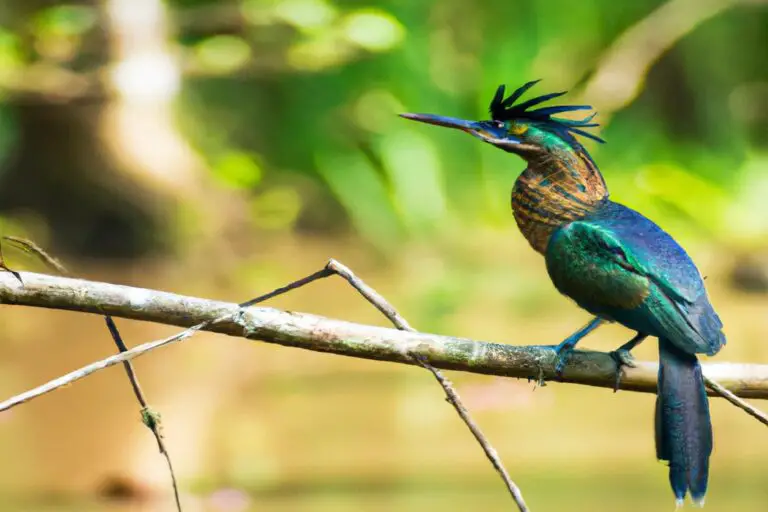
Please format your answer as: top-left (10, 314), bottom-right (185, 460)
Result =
top-left (0, 272), bottom-right (768, 404)
top-left (0, 272), bottom-right (765, 401)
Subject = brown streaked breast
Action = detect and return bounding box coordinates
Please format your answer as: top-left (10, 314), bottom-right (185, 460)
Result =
top-left (511, 153), bottom-right (608, 254)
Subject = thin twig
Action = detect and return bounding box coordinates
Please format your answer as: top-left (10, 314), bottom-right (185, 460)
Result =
top-left (239, 267), bottom-right (333, 308)
top-left (0, 310), bottom-right (232, 412)
top-left (704, 376), bottom-right (768, 427)
top-left (3, 237), bottom-right (68, 274)
top-left (0, 237), bottom-right (23, 284)
top-left (3, 237), bottom-right (183, 511)
top-left (323, 260), bottom-right (528, 510)
top-left (415, 356), bottom-right (527, 507)
top-left (104, 316), bottom-right (182, 509)
top-left (325, 260), bottom-right (413, 331)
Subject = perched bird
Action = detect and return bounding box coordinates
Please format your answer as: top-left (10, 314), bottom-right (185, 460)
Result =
top-left (400, 80), bottom-right (725, 506)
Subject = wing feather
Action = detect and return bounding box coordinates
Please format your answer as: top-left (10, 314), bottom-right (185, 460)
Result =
top-left (546, 219), bottom-right (724, 356)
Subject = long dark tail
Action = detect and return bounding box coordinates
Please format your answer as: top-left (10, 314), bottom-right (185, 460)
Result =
top-left (656, 339), bottom-right (712, 506)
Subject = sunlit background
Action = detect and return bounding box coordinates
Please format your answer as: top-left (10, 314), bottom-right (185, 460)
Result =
top-left (1, 0), bottom-right (767, 510)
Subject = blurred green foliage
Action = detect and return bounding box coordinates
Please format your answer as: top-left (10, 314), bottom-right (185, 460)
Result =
top-left (2, 0), bottom-right (767, 247)
top-left (177, 0), bottom-right (768, 246)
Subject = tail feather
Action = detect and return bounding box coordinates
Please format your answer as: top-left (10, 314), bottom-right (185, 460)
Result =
top-left (656, 339), bottom-right (712, 505)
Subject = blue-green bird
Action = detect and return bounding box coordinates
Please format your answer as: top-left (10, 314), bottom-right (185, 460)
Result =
top-left (401, 80), bottom-right (726, 506)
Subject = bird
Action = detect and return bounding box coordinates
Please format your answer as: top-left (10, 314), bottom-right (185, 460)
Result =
top-left (400, 80), bottom-right (726, 507)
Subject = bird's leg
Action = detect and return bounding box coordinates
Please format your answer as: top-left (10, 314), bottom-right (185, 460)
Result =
top-left (551, 317), bottom-right (604, 376)
top-left (609, 332), bottom-right (648, 392)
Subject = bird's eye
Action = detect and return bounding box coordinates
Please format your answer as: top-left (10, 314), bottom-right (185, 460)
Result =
top-left (495, 121), bottom-right (504, 129)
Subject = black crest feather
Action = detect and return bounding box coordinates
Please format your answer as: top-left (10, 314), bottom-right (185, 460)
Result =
top-left (489, 81), bottom-right (605, 144)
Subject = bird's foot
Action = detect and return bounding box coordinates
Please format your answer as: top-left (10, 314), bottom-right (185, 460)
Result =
top-left (608, 348), bottom-right (636, 392)
top-left (544, 318), bottom-right (605, 380)
top-left (551, 343), bottom-right (575, 379)
top-left (608, 333), bottom-right (647, 392)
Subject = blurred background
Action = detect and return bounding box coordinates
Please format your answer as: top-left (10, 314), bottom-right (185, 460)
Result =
top-left (0, 0), bottom-right (767, 510)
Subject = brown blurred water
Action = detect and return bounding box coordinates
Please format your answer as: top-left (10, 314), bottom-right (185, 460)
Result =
top-left (1, 232), bottom-right (767, 512)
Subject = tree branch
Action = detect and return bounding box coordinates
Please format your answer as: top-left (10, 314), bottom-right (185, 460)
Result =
top-left (0, 271), bottom-right (767, 407)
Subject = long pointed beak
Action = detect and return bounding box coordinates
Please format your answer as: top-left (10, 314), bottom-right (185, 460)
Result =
top-left (399, 113), bottom-right (479, 132)
top-left (399, 112), bottom-right (513, 147)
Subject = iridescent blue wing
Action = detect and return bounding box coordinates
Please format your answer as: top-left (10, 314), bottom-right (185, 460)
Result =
top-left (545, 205), bottom-right (725, 356)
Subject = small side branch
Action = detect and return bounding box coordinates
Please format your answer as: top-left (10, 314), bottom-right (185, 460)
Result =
top-left (704, 376), bottom-right (768, 427)
top-left (3, 238), bottom-right (183, 511)
top-left (414, 357), bottom-right (527, 507)
top-left (322, 260), bottom-right (528, 510)
top-left (104, 316), bottom-right (182, 509)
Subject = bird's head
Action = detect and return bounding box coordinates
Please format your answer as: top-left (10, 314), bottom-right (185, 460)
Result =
top-left (400, 80), bottom-right (604, 163)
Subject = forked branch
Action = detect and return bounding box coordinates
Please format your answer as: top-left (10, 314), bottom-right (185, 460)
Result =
top-left (257, 260), bottom-right (529, 510)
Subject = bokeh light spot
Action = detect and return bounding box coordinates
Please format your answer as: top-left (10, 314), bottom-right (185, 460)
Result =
top-left (0, 29), bottom-right (23, 73)
top-left (287, 36), bottom-right (350, 71)
top-left (111, 54), bottom-right (180, 99)
top-left (213, 152), bottom-right (263, 189)
top-left (353, 89), bottom-right (405, 132)
top-left (194, 35), bottom-right (251, 75)
top-left (33, 5), bottom-right (97, 37)
top-left (273, 0), bottom-right (337, 31)
top-left (341, 9), bottom-right (405, 52)
top-left (251, 186), bottom-right (302, 230)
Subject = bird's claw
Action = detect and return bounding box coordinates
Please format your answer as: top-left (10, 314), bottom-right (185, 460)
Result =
top-left (550, 345), bottom-right (574, 379)
top-left (609, 349), bottom-right (636, 392)
top-left (543, 318), bottom-right (605, 381)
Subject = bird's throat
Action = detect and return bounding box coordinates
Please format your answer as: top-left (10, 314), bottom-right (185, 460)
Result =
top-left (511, 148), bottom-right (608, 254)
